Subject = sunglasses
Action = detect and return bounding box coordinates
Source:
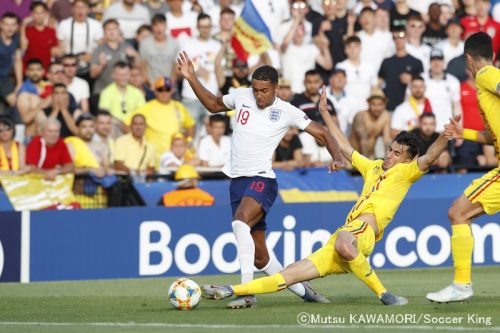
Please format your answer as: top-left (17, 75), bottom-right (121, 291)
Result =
top-left (292, 2), bottom-right (307, 9)
top-left (63, 63), bottom-right (77, 67)
top-left (156, 87), bottom-right (172, 93)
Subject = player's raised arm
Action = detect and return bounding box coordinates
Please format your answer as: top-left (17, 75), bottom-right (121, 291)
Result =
top-left (177, 51), bottom-right (229, 113)
top-left (416, 116), bottom-right (456, 172)
top-left (444, 115), bottom-right (494, 145)
top-left (318, 86), bottom-right (355, 163)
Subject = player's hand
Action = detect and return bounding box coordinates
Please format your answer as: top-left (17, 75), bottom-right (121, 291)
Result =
top-left (444, 114), bottom-right (463, 140)
top-left (177, 51), bottom-right (196, 80)
top-left (328, 160), bottom-right (345, 172)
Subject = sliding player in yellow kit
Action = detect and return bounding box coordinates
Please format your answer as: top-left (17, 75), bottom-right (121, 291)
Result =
top-left (427, 32), bottom-right (500, 303)
top-left (201, 88), bottom-right (453, 306)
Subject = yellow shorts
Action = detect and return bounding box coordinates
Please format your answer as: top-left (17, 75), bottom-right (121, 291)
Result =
top-left (306, 219), bottom-right (376, 277)
top-left (463, 167), bottom-right (500, 215)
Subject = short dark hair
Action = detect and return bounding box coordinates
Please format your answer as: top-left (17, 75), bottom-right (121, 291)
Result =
top-left (411, 74), bottom-right (425, 83)
top-left (344, 35), bottom-right (361, 46)
top-left (96, 110), bottom-right (112, 118)
top-left (1, 12), bottom-right (20, 23)
top-left (113, 61), bottom-right (130, 70)
top-left (76, 113), bottom-right (94, 126)
top-left (72, 0), bottom-right (90, 7)
top-left (220, 7), bottom-right (236, 16)
top-left (197, 13), bottom-right (211, 23)
top-left (103, 18), bottom-right (119, 29)
top-left (52, 83), bottom-right (67, 90)
top-left (62, 53), bottom-right (77, 61)
top-left (131, 113), bottom-right (146, 123)
top-left (360, 7), bottom-right (375, 16)
top-left (305, 69), bottom-right (321, 78)
top-left (419, 112), bottom-right (436, 121)
top-left (252, 65), bottom-right (278, 85)
top-left (136, 24), bottom-right (152, 35)
top-left (26, 58), bottom-right (43, 68)
top-left (209, 114), bottom-right (228, 125)
top-left (30, 1), bottom-right (48, 12)
top-left (393, 131), bottom-right (420, 159)
top-left (464, 32), bottom-right (493, 60)
top-left (152, 13), bottom-right (166, 25)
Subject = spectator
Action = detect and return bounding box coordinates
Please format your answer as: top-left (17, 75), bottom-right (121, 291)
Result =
top-left (91, 110), bottom-right (114, 163)
top-left (325, 68), bottom-right (362, 135)
top-left (389, 0), bottom-right (419, 30)
top-left (349, 89), bottom-right (391, 159)
top-left (215, 56), bottom-right (251, 95)
top-left (456, 0), bottom-right (477, 18)
top-left (114, 113), bottom-right (155, 177)
top-left (16, 58), bottom-right (51, 141)
top-left (272, 128), bottom-right (304, 171)
top-left (142, 0), bottom-right (170, 18)
top-left (378, 27), bottom-right (423, 111)
top-left (410, 112), bottom-right (451, 170)
top-left (422, 48), bottom-right (461, 132)
top-left (391, 75), bottom-right (432, 136)
top-left (26, 118), bottom-right (74, 180)
top-left (198, 114), bottom-right (230, 167)
top-left (179, 13), bottom-right (221, 136)
top-left (405, 14), bottom-right (431, 73)
top-left (281, 18), bottom-right (332, 94)
top-left (375, 7), bottom-right (391, 32)
top-left (65, 113), bottom-right (112, 176)
top-left (166, 0), bottom-right (198, 40)
top-left (312, 0), bottom-right (352, 81)
top-left (277, 77), bottom-right (293, 103)
top-left (439, 4), bottom-right (454, 27)
top-left (353, 0), bottom-right (378, 15)
top-left (436, 18), bottom-right (464, 67)
top-left (162, 164), bottom-right (215, 207)
top-left (461, 0), bottom-right (500, 59)
top-left (139, 14), bottom-right (179, 86)
top-left (40, 83), bottom-right (79, 138)
top-left (422, 2), bottom-right (446, 47)
top-left (357, 7), bottom-right (395, 72)
top-left (0, 13), bottom-right (22, 116)
top-left (277, 0), bottom-right (314, 48)
top-left (336, 36), bottom-right (378, 111)
top-left (159, 132), bottom-right (198, 173)
top-left (212, 7), bottom-right (236, 76)
top-left (291, 70), bottom-right (336, 125)
top-left (57, 0), bottom-right (103, 81)
top-left (21, 1), bottom-right (60, 72)
top-left (128, 77), bottom-right (195, 164)
top-left (102, 0), bottom-right (150, 42)
top-left (62, 54), bottom-right (90, 113)
top-left (131, 24), bottom-right (152, 51)
top-left (130, 66), bottom-right (155, 101)
top-left (90, 19), bottom-right (140, 101)
top-left (208, 0), bottom-right (242, 35)
top-left (0, 115), bottom-right (27, 175)
top-left (0, 0), bottom-right (32, 22)
top-left (98, 61), bottom-right (146, 138)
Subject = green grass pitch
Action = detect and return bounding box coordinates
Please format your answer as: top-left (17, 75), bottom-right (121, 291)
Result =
top-left (0, 266), bottom-right (498, 333)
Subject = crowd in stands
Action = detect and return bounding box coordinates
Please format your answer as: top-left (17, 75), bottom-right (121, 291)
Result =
top-left (0, 0), bottom-right (499, 196)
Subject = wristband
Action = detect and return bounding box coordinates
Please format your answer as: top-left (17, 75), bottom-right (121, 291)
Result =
top-left (463, 129), bottom-right (479, 141)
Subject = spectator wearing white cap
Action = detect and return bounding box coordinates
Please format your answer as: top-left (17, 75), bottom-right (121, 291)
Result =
top-left (421, 48), bottom-right (461, 132)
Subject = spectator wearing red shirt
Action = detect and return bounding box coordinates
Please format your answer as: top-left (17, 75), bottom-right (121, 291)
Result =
top-left (21, 1), bottom-right (60, 72)
top-left (26, 118), bottom-right (74, 180)
top-left (460, 0), bottom-right (500, 59)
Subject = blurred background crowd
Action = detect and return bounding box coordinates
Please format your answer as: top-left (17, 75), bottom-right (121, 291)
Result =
top-left (0, 0), bottom-right (499, 208)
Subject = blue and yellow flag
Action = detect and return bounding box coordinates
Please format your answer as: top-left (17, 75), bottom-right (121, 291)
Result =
top-left (231, 0), bottom-right (273, 61)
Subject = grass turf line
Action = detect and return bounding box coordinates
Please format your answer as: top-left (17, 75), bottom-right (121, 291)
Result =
top-left (0, 266), bottom-right (498, 333)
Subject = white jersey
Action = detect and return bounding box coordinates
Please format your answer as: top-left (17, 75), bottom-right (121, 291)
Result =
top-left (222, 88), bottom-right (312, 178)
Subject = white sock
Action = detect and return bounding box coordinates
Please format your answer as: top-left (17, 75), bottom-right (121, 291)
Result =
top-left (232, 220), bottom-right (255, 284)
top-left (261, 257), bottom-right (305, 297)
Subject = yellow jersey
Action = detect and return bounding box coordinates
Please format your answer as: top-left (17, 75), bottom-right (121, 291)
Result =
top-left (126, 100), bottom-right (195, 166)
top-left (475, 65), bottom-right (500, 165)
top-left (346, 151), bottom-right (425, 240)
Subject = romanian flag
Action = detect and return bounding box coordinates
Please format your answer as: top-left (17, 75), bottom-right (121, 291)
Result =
top-left (231, 0), bottom-right (273, 61)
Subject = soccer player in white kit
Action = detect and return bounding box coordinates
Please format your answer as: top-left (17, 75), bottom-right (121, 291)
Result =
top-left (177, 51), bottom-right (344, 308)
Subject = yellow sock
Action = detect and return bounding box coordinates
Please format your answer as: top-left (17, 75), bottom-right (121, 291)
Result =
top-left (232, 273), bottom-right (287, 295)
top-left (348, 252), bottom-right (386, 297)
top-left (452, 224), bottom-right (473, 284)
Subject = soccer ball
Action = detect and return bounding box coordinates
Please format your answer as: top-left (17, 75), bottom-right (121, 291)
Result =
top-left (168, 278), bottom-right (201, 310)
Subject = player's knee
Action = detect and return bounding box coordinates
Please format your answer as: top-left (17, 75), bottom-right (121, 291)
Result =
top-left (448, 204), bottom-right (463, 224)
top-left (254, 254), bottom-right (269, 269)
top-left (334, 238), bottom-right (356, 261)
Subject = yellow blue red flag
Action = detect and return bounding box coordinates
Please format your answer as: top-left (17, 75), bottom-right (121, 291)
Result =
top-left (231, 0), bottom-right (273, 61)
